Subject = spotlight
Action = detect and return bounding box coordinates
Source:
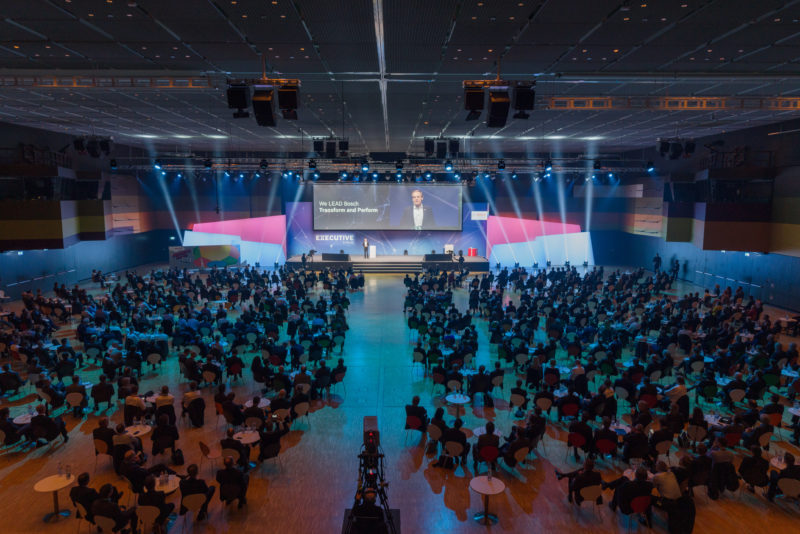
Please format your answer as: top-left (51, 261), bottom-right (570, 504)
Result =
top-left (238, 173), bottom-right (245, 180)
top-left (533, 175), bottom-right (541, 183)
top-left (254, 172), bottom-right (260, 179)
top-left (109, 159), bottom-right (117, 170)
top-left (224, 170), bottom-right (231, 178)
top-left (444, 160), bottom-right (453, 172)
top-left (287, 170), bottom-right (294, 178)
top-left (487, 173), bottom-right (494, 180)
top-left (176, 173), bottom-right (182, 179)
top-left (154, 159), bottom-right (162, 170)
top-left (425, 171), bottom-right (432, 181)
top-left (361, 161), bottom-right (370, 173)
top-left (161, 171), bottom-right (166, 176)
top-left (608, 172), bottom-right (614, 179)
top-left (313, 171), bottom-right (320, 180)
top-left (511, 171), bottom-right (518, 180)
top-left (395, 172), bottom-right (402, 182)
top-left (544, 159), bottom-right (553, 171)
top-left (454, 171), bottom-right (461, 180)
top-left (497, 159), bottom-right (505, 170)
top-left (585, 175), bottom-right (592, 183)
top-left (646, 161), bottom-right (655, 172)
top-left (204, 158), bottom-right (213, 169)
top-left (340, 171), bottom-right (349, 180)
top-left (281, 169), bottom-right (288, 179)
top-left (307, 159), bottom-right (316, 170)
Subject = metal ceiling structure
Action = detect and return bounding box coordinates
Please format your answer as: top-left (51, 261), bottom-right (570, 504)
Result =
top-left (2, 0), bottom-right (800, 154)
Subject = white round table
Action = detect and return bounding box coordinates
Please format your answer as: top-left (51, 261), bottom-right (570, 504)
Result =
top-left (13, 413), bottom-right (33, 425)
top-left (244, 398), bottom-right (271, 408)
top-left (770, 455), bottom-right (788, 471)
top-left (233, 430), bottom-right (260, 445)
top-left (125, 424), bottom-right (152, 437)
top-left (469, 475), bottom-right (506, 525)
top-left (787, 407), bottom-right (800, 418)
top-left (34, 474), bottom-right (76, 522)
top-left (445, 393), bottom-right (470, 418)
top-left (154, 474), bottom-right (181, 495)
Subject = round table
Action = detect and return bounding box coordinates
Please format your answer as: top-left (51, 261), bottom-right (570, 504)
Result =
top-left (245, 398), bottom-right (271, 408)
top-left (787, 407), bottom-right (800, 418)
top-left (13, 413), bottom-right (33, 425)
top-left (34, 474), bottom-right (76, 522)
top-left (125, 424), bottom-right (152, 437)
top-left (154, 474), bottom-right (181, 495)
top-left (445, 393), bottom-right (470, 418)
top-left (715, 377), bottom-right (732, 387)
top-left (704, 415), bottom-right (723, 428)
top-left (469, 475), bottom-right (506, 525)
top-left (770, 456), bottom-right (788, 471)
top-left (473, 426), bottom-right (503, 437)
top-left (233, 430), bottom-right (260, 445)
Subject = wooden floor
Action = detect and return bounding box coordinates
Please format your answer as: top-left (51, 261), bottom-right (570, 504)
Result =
top-left (1, 273), bottom-right (799, 534)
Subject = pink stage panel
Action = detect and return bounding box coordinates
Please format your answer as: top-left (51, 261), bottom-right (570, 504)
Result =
top-left (486, 216), bottom-right (582, 257)
top-left (191, 215), bottom-right (286, 255)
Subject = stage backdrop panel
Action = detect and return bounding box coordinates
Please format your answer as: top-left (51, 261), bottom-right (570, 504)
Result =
top-left (169, 245), bottom-right (241, 269)
top-left (190, 215), bottom-right (286, 255)
top-left (182, 231), bottom-right (285, 266)
top-left (486, 215), bottom-right (582, 258)
top-left (488, 232), bottom-right (594, 268)
top-left (287, 201), bottom-right (487, 257)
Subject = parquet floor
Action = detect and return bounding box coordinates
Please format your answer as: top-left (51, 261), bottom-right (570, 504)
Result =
top-left (1, 273), bottom-right (799, 534)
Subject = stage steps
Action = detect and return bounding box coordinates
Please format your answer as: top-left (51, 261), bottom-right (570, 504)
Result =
top-left (351, 261), bottom-right (423, 273)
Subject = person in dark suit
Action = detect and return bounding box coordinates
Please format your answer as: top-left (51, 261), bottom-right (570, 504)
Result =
top-left (556, 457), bottom-right (603, 504)
top-left (605, 466), bottom-right (654, 526)
top-left (91, 483), bottom-right (136, 532)
top-left (399, 189), bottom-right (437, 230)
top-left (363, 237), bottom-right (369, 258)
top-left (436, 418), bottom-right (470, 467)
top-left (738, 445), bottom-right (770, 491)
top-left (70, 472), bottom-right (122, 522)
top-left (0, 406), bottom-right (28, 444)
top-left (30, 403), bottom-right (68, 443)
top-left (767, 451), bottom-right (800, 501)
top-left (120, 450), bottom-right (175, 494)
top-left (138, 474), bottom-right (175, 527)
top-left (220, 427), bottom-right (250, 469)
top-left (216, 456), bottom-right (249, 508)
top-left (90, 374), bottom-right (115, 410)
top-left (257, 419), bottom-right (289, 462)
top-left (92, 417), bottom-right (115, 452)
top-left (622, 424), bottom-right (650, 462)
top-left (473, 421), bottom-right (501, 470)
top-left (179, 464), bottom-right (215, 521)
top-left (404, 395), bottom-right (429, 431)
top-left (150, 414), bottom-right (179, 456)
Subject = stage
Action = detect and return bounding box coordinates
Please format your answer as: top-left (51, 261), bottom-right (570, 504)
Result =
top-left (286, 254), bottom-right (490, 273)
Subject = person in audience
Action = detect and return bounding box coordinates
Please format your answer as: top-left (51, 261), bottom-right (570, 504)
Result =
top-left (91, 483), bottom-right (136, 532)
top-left (92, 417), bottom-right (115, 451)
top-left (138, 474), bottom-right (175, 528)
top-left (0, 406), bottom-right (29, 444)
top-left (738, 445), bottom-right (770, 492)
top-left (404, 395), bottom-right (429, 431)
top-left (91, 375), bottom-right (115, 410)
top-left (221, 427), bottom-right (251, 469)
top-left (65, 374), bottom-right (88, 417)
top-left (555, 457), bottom-right (602, 504)
top-left (30, 403), bottom-right (68, 444)
top-left (767, 451), bottom-right (800, 501)
top-left (216, 456), bottom-right (249, 508)
top-left (120, 450), bottom-right (176, 494)
top-left (179, 464), bottom-right (216, 521)
top-left (473, 421), bottom-right (500, 470)
top-left (257, 418), bottom-right (289, 462)
top-left (604, 466), bottom-right (654, 526)
top-left (652, 460), bottom-right (682, 503)
top-left (70, 472), bottom-right (122, 523)
top-left (150, 414), bottom-right (179, 456)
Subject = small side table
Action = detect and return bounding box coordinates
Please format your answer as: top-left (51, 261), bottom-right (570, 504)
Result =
top-left (469, 475), bottom-right (506, 525)
top-left (34, 474), bottom-right (77, 522)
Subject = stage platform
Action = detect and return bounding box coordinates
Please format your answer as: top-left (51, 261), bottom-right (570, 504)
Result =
top-left (286, 254), bottom-right (489, 273)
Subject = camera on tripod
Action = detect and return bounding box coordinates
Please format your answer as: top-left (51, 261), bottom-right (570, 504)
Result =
top-left (342, 417), bottom-right (398, 534)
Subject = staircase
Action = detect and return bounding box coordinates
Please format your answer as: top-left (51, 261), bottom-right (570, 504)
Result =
top-left (351, 260), bottom-right (423, 274)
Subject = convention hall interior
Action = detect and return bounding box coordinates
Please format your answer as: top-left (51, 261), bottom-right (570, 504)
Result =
top-left (3, 1), bottom-right (800, 533)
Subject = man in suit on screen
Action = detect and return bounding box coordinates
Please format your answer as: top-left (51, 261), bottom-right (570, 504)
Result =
top-left (399, 189), bottom-right (437, 230)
